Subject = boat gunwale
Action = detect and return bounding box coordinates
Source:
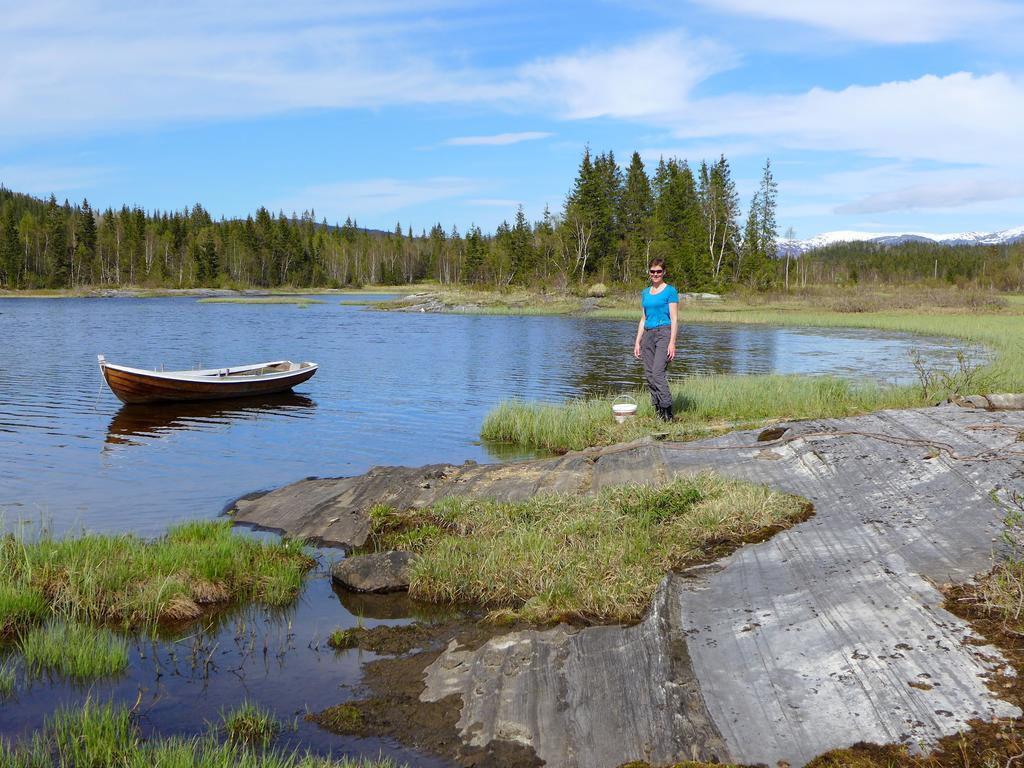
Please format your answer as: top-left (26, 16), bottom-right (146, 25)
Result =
top-left (99, 360), bottom-right (318, 385)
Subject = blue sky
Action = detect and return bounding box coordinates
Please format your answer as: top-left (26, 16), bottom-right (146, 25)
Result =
top-left (2, 0), bottom-right (1023, 239)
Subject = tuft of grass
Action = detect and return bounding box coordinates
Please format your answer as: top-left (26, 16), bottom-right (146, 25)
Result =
top-left (328, 628), bottom-right (359, 650)
top-left (18, 621), bottom-right (129, 680)
top-left (0, 660), bottom-right (15, 698)
top-left (0, 700), bottom-right (401, 768)
top-left (979, 491), bottom-right (1024, 630)
top-left (311, 704), bottom-right (364, 734)
top-left (0, 520), bottom-right (314, 635)
top-left (364, 475), bottom-right (807, 624)
top-left (221, 701), bottom-right (282, 747)
top-left (0, 582), bottom-right (48, 637)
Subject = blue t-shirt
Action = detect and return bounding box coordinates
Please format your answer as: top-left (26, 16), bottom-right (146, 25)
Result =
top-left (642, 285), bottom-right (679, 329)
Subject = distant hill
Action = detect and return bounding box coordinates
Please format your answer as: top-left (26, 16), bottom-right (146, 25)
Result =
top-left (778, 226), bottom-right (1024, 256)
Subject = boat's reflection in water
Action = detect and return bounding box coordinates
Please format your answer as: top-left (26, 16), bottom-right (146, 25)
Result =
top-left (105, 392), bottom-right (317, 446)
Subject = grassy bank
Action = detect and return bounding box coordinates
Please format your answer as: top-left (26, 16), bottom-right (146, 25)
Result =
top-left (0, 699), bottom-right (402, 768)
top-left (0, 520), bottom-right (313, 633)
top-left (483, 374), bottom-right (929, 453)
top-left (0, 521), bottom-right (313, 687)
top-left (468, 286), bottom-right (1023, 453)
top-left (363, 474), bottom-right (806, 624)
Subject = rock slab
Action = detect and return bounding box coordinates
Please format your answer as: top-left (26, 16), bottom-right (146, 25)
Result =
top-left (332, 551), bottom-right (416, 593)
top-left (231, 405), bottom-right (1024, 767)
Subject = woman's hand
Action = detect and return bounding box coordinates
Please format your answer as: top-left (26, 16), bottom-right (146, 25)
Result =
top-left (667, 345), bottom-right (676, 361)
top-left (633, 340), bottom-right (642, 359)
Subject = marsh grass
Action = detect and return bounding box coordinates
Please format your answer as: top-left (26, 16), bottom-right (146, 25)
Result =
top-left (364, 475), bottom-right (806, 623)
top-left (0, 583), bottom-right (48, 636)
top-left (0, 520), bottom-right (314, 636)
top-left (0, 660), bottom-right (15, 698)
top-left (328, 628), bottom-right (359, 649)
top-left (197, 297), bottom-right (324, 305)
top-left (482, 374), bottom-right (924, 453)
top-left (19, 621), bottom-right (129, 680)
top-left (0, 699), bottom-right (401, 768)
top-left (221, 701), bottom-right (282, 747)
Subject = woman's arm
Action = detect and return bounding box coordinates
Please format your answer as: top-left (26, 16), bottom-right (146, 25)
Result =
top-left (667, 302), bottom-right (678, 360)
top-left (634, 311), bottom-right (645, 359)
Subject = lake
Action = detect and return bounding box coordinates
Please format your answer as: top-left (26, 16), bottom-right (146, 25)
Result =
top-left (0, 294), bottom-right (982, 763)
top-left (0, 295), bottom-right (977, 536)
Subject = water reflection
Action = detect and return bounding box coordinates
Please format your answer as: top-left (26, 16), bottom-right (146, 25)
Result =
top-left (105, 393), bottom-right (317, 446)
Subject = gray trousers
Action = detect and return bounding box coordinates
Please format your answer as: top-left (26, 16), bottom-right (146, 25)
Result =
top-left (640, 325), bottom-right (672, 409)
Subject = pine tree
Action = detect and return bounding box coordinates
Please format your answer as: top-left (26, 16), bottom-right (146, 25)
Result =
top-left (757, 159), bottom-right (778, 264)
top-left (0, 211), bottom-right (21, 287)
top-left (620, 152), bottom-right (654, 282)
top-left (44, 195), bottom-right (69, 287)
top-left (509, 206), bottom-right (535, 282)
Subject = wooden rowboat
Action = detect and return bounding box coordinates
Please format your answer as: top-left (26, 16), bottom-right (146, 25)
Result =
top-left (98, 355), bottom-right (318, 404)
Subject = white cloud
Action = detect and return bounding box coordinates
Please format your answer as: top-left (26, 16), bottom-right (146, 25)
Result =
top-left (272, 176), bottom-right (479, 222)
top-left (693, 0), bottom-right (1023, 43)
top-left (776, 162), bottom-right (1024, 220)
top-left (673, 72), bottom-right (1024, 168)
top-left (516, 31), bottom-right (736, 119)
top-left (445, 132), bottom-right (552, 146)
top-left (0, 1), bottom-right (506, 140)
top-left (836, 178), bottom-right (1024, 214)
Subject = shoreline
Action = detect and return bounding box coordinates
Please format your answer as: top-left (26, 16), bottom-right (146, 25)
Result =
top-left (0, 285), bottom-right (418, 299)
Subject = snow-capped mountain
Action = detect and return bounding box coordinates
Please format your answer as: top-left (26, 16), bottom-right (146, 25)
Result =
top-left (777, 226), bottom-right (1024, 256)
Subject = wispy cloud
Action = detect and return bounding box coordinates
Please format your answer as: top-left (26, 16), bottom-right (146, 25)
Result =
top-left (445, 132), bottom-right (552, 146)
top-left (516, 31), bottom-right (736, 119)
top-left (466, 198), bottom-right (522, 207)
top-left (0, 163), bottom-right (110, 196)
top-left (835, 178), bottom-right (1024, 214)
top-left (692, 0), bottom-right (1024, 43)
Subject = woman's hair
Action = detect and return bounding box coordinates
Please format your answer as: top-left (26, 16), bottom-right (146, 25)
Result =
top-left (648, 258), bottom-right (667, 275)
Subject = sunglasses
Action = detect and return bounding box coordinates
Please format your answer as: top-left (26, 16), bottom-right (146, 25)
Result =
top-left (649, 269), bottom-right (664, 275)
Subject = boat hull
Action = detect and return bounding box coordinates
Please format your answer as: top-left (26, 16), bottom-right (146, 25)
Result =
top-left (100, 362), bottom-right (318, 404)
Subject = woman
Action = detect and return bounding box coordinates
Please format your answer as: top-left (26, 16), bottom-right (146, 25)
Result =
top-left (633, 258), bottom-right (678, 421)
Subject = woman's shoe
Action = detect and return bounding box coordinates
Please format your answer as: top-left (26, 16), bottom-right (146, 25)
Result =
top-left (657, 405), bottom-right (673, 422)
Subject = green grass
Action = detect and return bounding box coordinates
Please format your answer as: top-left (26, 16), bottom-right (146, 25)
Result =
top-left (0, 582), bottom-right (49, 637)
top-left (0, 700), bottom-right (403, 768)
top-left (0, 520), bottom-right (314, 635)
top-left (482, 374), bottom-right (927, 454)
top-left (221, 701), bottom-right (282, 747)
top-left (197, 297), bottom-right (325, 305)
top-left (19, 621), bottom-right (129, 680)
top-left (483, 295), bottom-right (1024, 453)
top-left (363, 475), bottom-right (806, 624)
top-left (327, 628), bottom-right (359, 649)
top-left (0, 660), bottom-right (15, 698)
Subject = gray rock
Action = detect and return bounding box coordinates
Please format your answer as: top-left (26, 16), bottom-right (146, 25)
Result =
top-left (232, 405), bottom-right (1024, 767)
top-left (986, 393), bottom-right (1024, 410)
top-left (332, 551), bottom-right (417, 593)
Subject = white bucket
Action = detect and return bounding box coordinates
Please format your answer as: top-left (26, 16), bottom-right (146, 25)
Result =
top-left (612, 395), bottom-right (638, 423)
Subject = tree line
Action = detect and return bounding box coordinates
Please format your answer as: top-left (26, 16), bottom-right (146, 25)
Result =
top-left (780, 240), bottom-right (1024, 292)
top-left (2, 147), bottom-right (1020, 292)
top-left (0, 149), bottom-right (778, 292)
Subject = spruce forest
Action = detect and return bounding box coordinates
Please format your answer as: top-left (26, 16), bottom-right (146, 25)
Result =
top-left (1, 148), bottom-right (1022, 292)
